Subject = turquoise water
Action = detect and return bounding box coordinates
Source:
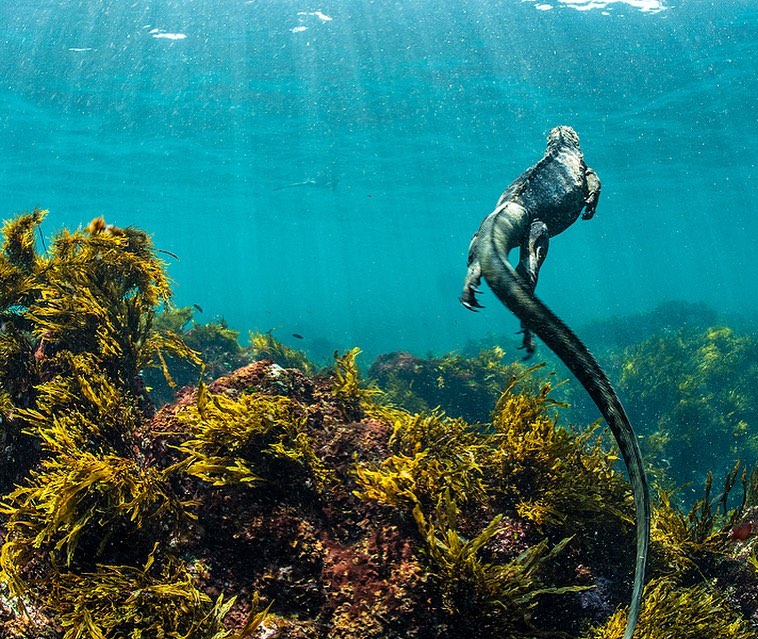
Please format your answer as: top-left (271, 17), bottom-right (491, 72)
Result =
top-left (0, 0), bottom-right (755, 361)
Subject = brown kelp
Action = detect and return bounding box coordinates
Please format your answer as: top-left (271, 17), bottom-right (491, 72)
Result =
top-left (145, 306), bottom-right (250, 405)
top-left (555, 317), bottom-right (758, 489)
top-left (250, 330), bottom-right (316, 375)
top-left (0, 211), bottom-right (246, 636)
top-left (1, 212), bottom-right (755, 638)
top-left (144, 353), bottom-right (636, 638)
top-left (354, 369), bottom-right (633, 636)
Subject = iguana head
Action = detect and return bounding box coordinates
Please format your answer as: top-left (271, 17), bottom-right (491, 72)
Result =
top-left (546, 125), bottom-right (580, 151)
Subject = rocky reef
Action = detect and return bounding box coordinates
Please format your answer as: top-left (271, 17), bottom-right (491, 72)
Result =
top-left (0, 212), bottom-right (756, 638)
top-left (463, 301), bottom-right (758, 493)
top-left (367, 347), bottom-right (523, 424)
top-left (552, 310), bottom-right (758, 490)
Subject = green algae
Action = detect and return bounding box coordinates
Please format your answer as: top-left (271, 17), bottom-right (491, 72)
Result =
top-left (357, 367), bottom-right (631, 534)
top-left (413, 490), bottom-right (589, 630)
top-left (354, 368), bottom-right (633, 635)
top-left (585, 464), bottom-right (756, 638)
top-left (369, 346), bottom-right (523, 423)
top-left (49, 548), bottom-right (267, 639)
top-left (613, 325), bottom-right (758, 485)
top-left (651, 463), bottom-right (745, 579)
top-left (145, 307), bottom-right (244, 404)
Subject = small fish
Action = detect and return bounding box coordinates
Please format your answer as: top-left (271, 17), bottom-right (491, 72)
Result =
top-left (157, 248), bottom-right (180, 260)
top-left (193, 304), bottom-right (203, 314)
top-left (292, 333), bottom-right (304, 340)
top-left (273, 166), bottom-right (339, 192)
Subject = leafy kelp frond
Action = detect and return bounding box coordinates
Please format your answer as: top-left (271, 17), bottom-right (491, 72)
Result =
top-left (145, 312), bottom-right (245, 406)
top-left (0, 212), bottom-right (184, 421)
top-left (436, 345), bottom-right (523, 400)
top-left (746, 466), bottom-right (758, 508)
top-left (369, 348), bottom-right (525, 424)
top-left (0, 209), bottom-right (47, 316)
top-left (371, 369), bottom-right (432, 415)
top-left (250, 330), bottom-right (315, 375)
top-left (20, 352), bottom-right (142, 457)
top-left (0, 321), bottom-right (37, 402)
top-left (354, 365), bottom-right (631, 632)
top-left (487, 371), bottom-right (630, 530)
top-left (437, 344), bottom-right (506, 374)
top-left (332, 347), bottom-right (361, 398)
top-left (585, 577), bottom-right (755, 639)
top-left (328, 347), bottom-right (379, 422)
top-left (185, 318), bottom-right (241, 356)
top-left (652, 463), bottom-right (746, 577)
top-left (1, 208), bottom-right (46, 273)
top-left (29, 225), bottom-right (172, 376)
top-left (152, 304), bottom-right (195, 334)
top-left (354, 410), bottom-right (485, 510)
top-left (1, 214), bottom-right (185, 417)
top-left (48, 549), bottom-right (264, 639)
top-left (54, 223), bottom-right (170, 308)
top-left (144, 327), bottom-right (203, 389)
top-left (0, 390), bottom-right (14, 418)
top-left (0, 450), bottom-right (190, 591)
top-left (414, 490), bottom-right (587, 629)
top-left (173, 382), bottom-right (329, 489)
top-left (357, 365), bottom-right (630, 535)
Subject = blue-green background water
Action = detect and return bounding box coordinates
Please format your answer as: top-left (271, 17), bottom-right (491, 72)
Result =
top-left (0, 0), bottom-right (755, 362)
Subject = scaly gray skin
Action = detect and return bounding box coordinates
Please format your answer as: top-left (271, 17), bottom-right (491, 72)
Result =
top-left (461, 126), bottom-right (649, 639)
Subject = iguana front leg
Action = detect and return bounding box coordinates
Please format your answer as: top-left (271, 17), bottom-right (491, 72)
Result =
top-left (515, 220), bottom-right (549, 357)
top-left (582, 167), bottom-right (601, 220)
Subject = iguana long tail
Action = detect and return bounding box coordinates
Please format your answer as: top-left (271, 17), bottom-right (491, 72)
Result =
top-left (482, 236), bottom-right (649, 639)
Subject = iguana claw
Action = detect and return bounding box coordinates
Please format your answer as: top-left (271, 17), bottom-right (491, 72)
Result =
top-left (517, 332), bottom-right (536, 358)
top-left (460, 296), bottom-right (484, 312)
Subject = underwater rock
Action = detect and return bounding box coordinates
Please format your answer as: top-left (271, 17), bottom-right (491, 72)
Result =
top-left (368, 347), bottom-right (522, 424)
top-left (134, 357), bottom-right (639, 638)
top-left (142, 359), bottom-right (433, 638)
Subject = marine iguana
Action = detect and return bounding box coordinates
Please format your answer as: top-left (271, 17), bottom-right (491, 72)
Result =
top-left (461, 126), bottom-right (649, 639)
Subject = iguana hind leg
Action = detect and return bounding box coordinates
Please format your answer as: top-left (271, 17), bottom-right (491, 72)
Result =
top-left (461, 232), bottom-right (485, 311)
top-left (516, 220), bottom-right (549, 357)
